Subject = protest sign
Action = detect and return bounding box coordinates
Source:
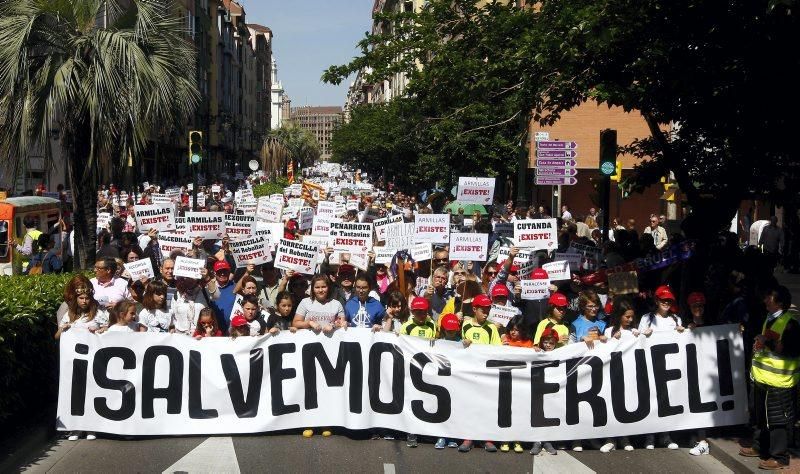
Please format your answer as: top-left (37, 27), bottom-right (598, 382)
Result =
top-left (496, 247), bottom-right (535, 267)
top-left (335, 203), bottom-right (347, 217)
top-left (56, 326), bottom-right (747, 440)
top-left (513, 218), bottom-right (558, 250)
top-left (123, 258), bottom-right (155, 281)
top-left (174, 217), bottom-right (186, 234)
top-left (288, 198), bottom-right (305, 209)
top-left (224, 214), bottom-right (256, 239)
top-left (346, 197), bottom-right (359, 212)
top-left (329, 222), bottom-right (373, 253)
top-left (542, 260), bottom-right (571, 281)
top-left (229, 236), bottom-right (272, 268)
top-left (300, 235), bottom-right (330, 264)
top-left (414, 214), bottom-right (450, 243)
top-left (96, 212), bottom-right (111, 231)
top-left (299, 207), bottom-right (315, 231)
top-left (374, 247), bottom-right (397, 265)
top-left (254, 222), bottom-right (284, 249)
top-left (256, 196), bottom-right (283, 222)
top-left (312, 214), bottom-right (338, 237)
top-left (520, 269), bottom-right (550, 300)
top-left (173, 256), bottom-right (205, 279)
top-left (135, 204), bottom-right (175, 233)
top-left (349, 253), bottom-right (369, 271)
top-left (383, 222), bottom-right (415, 251)
top-left (608, 270), bottom-right (640, 295)
top-left (554, 251), bottom-right (583, 271)
top-left (185, 212), bottom-right (225, 240)
top-left (488, 304), bottom-right (517, 327)
top-left (157, 232), bottom-right (193, 255)
top-left (237, 200), bottom-right (258, 215)
top-left (373, 214), bottom-right (404, 242)
top-left (457, 177), bottom-right (495, 204)
top-left (270, 194), bottom-right (284, 204)
top-left (196, 193), bottom-right (206, 208)
top-left (317, 201), bottom-right (337, 217)
top-left (151, 193), bottom-right (172, 204)
top-left (449, 233), bottom-right (488, 261)
top-left (274, 238), bottom-right (318, 275)
top-left (282, 206), bottom-right (300, 220)
top-left (211, 185), bottom-right (221, 193)
top-left (411, 243), bottom-right (432, 262)
top-left (493, 222), bottom-right (514, 239)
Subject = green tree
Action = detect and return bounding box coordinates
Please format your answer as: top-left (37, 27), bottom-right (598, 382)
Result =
top-left (265, 123), bottom-right (321, 175)
top-left (0, 0), bottom-right (199, 269)
top-left (324, 0), bottom-right (535, 195)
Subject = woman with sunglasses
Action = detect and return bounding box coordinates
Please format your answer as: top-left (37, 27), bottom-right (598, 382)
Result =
top-left (480, 263), bottom-right (498, 294)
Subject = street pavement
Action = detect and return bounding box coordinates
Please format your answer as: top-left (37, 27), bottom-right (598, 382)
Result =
top-left (15, 432), bottom-right (761, 473)
top-left (13, 271), bottom-right (800, 473)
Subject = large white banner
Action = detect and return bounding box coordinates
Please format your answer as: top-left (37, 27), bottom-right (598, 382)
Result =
top-left (57, 326), bottom-right (746, 440)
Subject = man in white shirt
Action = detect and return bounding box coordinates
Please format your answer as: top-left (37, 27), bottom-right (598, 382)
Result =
top-left (91, 257), bottom-right (131, 326)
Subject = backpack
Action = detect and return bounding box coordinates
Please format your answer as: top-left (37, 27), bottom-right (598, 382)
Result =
top-left (27, 253), bottom-right (44, 275)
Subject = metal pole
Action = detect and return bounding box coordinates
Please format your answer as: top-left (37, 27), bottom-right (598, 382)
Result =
top-left (192, 164), bottom-right (197, 211)
top-left (556, 184), bottom-right (562, 219)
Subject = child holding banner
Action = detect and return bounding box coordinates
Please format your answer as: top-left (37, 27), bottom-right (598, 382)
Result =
top-left (399, 297), bottom-right (437, 448)
top-left (265, 292), bottom-right (297, 333)
top-left (106, 301), bottom-right (141, 332)
top-left (139, 281), bottom-right (173, 333)
top-left (529, 328), bottom-right (560, 455)
top-left (193, 308), bottom-right (223, 338)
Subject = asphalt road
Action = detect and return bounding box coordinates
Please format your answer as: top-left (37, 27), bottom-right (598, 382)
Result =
top-left (16, 431), bottom-right (769, 473)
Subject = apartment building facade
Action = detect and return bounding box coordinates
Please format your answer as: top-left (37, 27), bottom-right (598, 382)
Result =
top-left (290, 106), bottom-right (344, 161)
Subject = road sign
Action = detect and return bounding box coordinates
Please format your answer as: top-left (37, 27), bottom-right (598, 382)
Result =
top-left (535, 176), bottom-right (577, 185)
top-left (536, 159), bottom-right (577, 167)
top-left (536, 141), bottom-right (577, 150)
top-left (536, 149), bottom-right (577, 158)
top-left (536, 168), bottom-right (577, 177)
top-left (534, 131), bottom-right (550, 142)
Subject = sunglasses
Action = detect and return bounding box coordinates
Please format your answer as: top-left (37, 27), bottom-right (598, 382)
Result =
top-left (486, 271), bottom-right (497, 276)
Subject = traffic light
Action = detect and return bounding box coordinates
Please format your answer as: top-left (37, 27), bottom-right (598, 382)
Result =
top-left (599, 129), bottom-right (617, 177)
top-left (610, 160), bottom-right (622, 182)
top-left (189, 130), bottom-right (203, 165)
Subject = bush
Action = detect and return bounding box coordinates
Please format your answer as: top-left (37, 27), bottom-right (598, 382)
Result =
top-left (0, 273), bottom-right (74, 423)
top-left (252, 176), bottom-right (290, 198)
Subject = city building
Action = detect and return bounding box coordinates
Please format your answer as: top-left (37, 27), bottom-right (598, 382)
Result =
top-left (290, 106), bottom-right (344, 161)
top-left (271, 59), bottom-right (288, 130)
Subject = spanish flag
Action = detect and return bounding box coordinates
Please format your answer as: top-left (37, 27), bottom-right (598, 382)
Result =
top-left (287, 161), bottom-right (295, 184)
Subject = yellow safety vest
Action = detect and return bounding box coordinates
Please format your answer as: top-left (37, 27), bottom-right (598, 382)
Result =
top-left (751, 311), bottom-right (800, 388)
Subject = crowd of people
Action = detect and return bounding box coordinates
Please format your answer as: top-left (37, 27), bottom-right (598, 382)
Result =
top-left (41, 166), bottom-right (797, 468)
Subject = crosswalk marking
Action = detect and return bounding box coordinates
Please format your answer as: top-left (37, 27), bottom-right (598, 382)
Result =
top-left (383, 463), bottom-right (396, 474)
top-left (162, 437), bottom-right (240, 474)
top-left (532, 450), bottom-right (595, 474)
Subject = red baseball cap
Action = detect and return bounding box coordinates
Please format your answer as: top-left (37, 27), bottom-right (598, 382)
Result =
top-left (410, 296), bottom-right (430, 311)
top-left (213, 260), bottom-right (231, 272)
top-left (440, 313), bottom-right (460, 331)
top-left (472, 294), bottom-right (492, 308)
top-left (491, 285), bottom-right (510, 298)
top-left (540, 327), bottom-right (559, 341)
top-left (231, 315), bottom-right (248, 327)
top-left (548, 292), bottom-right (568, 308)
top-left (655, 285), bottom-right (676, 301)
top-left (687, 292), bottom-right (706, 306)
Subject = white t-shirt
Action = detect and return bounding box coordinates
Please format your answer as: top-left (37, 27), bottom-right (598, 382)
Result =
top-left (60, 313), bottom-right (99, 332)
top-left (604, 326), bottom-right (637, 340)
top-left (106, 323), bottom-right (138, 332)
top-left (139, 308), bottom-right (173, 333)
top-left (172, 290), bottom-right (207, 335)
top-left (637, 313), bottom-right (682, 333)
top-left (296, 297), bottom-right (345, 324)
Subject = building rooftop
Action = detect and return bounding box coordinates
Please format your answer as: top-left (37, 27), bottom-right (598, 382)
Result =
top-left (291, 106), bottom-right (343, 115)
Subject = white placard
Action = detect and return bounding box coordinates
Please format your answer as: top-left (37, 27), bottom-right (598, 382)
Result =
top-left (124, 258), bottom-right (155, 281)
top-left (554, 251), bottom-right (583, 271)
top-left (134, 204), bottom-right (175, 233)
top-left (542, 260), bottom-right (571, 281)
top-left (513, 218), bottom-right (558, 250)
top-left (449, 233), bottom-right (488, 261)
top-left (174, 217), bottom-right (186, 234)
top-left (335, 203), bottom-right (347, 217)
top-left (329, 222), bottom-right (373, 253)
top-left (288, 198), bottom-right (305, 208)
top-left (158, 232), bottom-right (194, 255)
top-left (384, 222), bottom-right (415, 251)
top-left (185, 212), bottom-right (226, 240)
top-left (96, 212), bottom-right (111, 231)
top-left (312, 214), bottom-right (339, 236)
top-left (237, 200), bottom-right (258, 215)
top-left (520, 278), bottom-right (550, 300)
top-left (374, 247), bottom-right (397, 265)
top-left (349, 252), bottom-right (369, 271)
top-left (197, 193), bottom-right (206, 208)
top-left (151, 193), bottom-right (171, 204)
top-left (317, 201), bottom-right (337, 217)
top-left (270, 194), bottom-right (285, 204)
top-left (373, 214), bottom-right (404, 242)
top-left (488, 304), bottom-right (517, 327)
top-left (225, 214), bottom-right (256, 239)
top-left (299, 207), bottom-right (315, 231)
top-left (173, 256), bottom-right (205, 279)
top-left (496, 247), bottom-right (535, 266)
top-left (274, 238), bottom-right (318, 275)
top-left (254, 222), bottom-right (284, 249)
top-left (229, 235), bottom-right (272, 267)
top-left (411, 243), bottom-right (432, 262)
top-left (457, 177), bottom-right (495, 204)
top-left (282, 206), bottom-right (300, 220)
top-left (346, 197), bottom-right (359, 211)
top-left (211, 185), bottom-right (221, 193)
top-left (414, 214), bottom-right (450, 243)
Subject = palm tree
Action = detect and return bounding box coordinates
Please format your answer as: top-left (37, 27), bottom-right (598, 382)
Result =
top-left (0, 0), bottom-right (199, 269)
top-left (262, 123), bottom-right (321, 177)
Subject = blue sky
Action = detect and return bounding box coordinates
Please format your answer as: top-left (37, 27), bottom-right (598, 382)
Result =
top-left (243, 0), bottom-right (375, 107)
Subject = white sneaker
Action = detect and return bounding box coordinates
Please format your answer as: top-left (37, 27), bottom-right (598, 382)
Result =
top-left (67, 433), bottom-right (79, 441)
top-left (689, 441), bottom-right (709, 456)
top-left (85, 433), bottom-right (97, 441)
top-left (600, 443), bottom-right (615, 453)
top-left (667, 442), bottom-right (679, 450)
top-left (645, 444), bottom-right (655, 450)
top-left (572, 442), bottom-right (583, 452)
top-left (624, 444), bottom-right (634, 451)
